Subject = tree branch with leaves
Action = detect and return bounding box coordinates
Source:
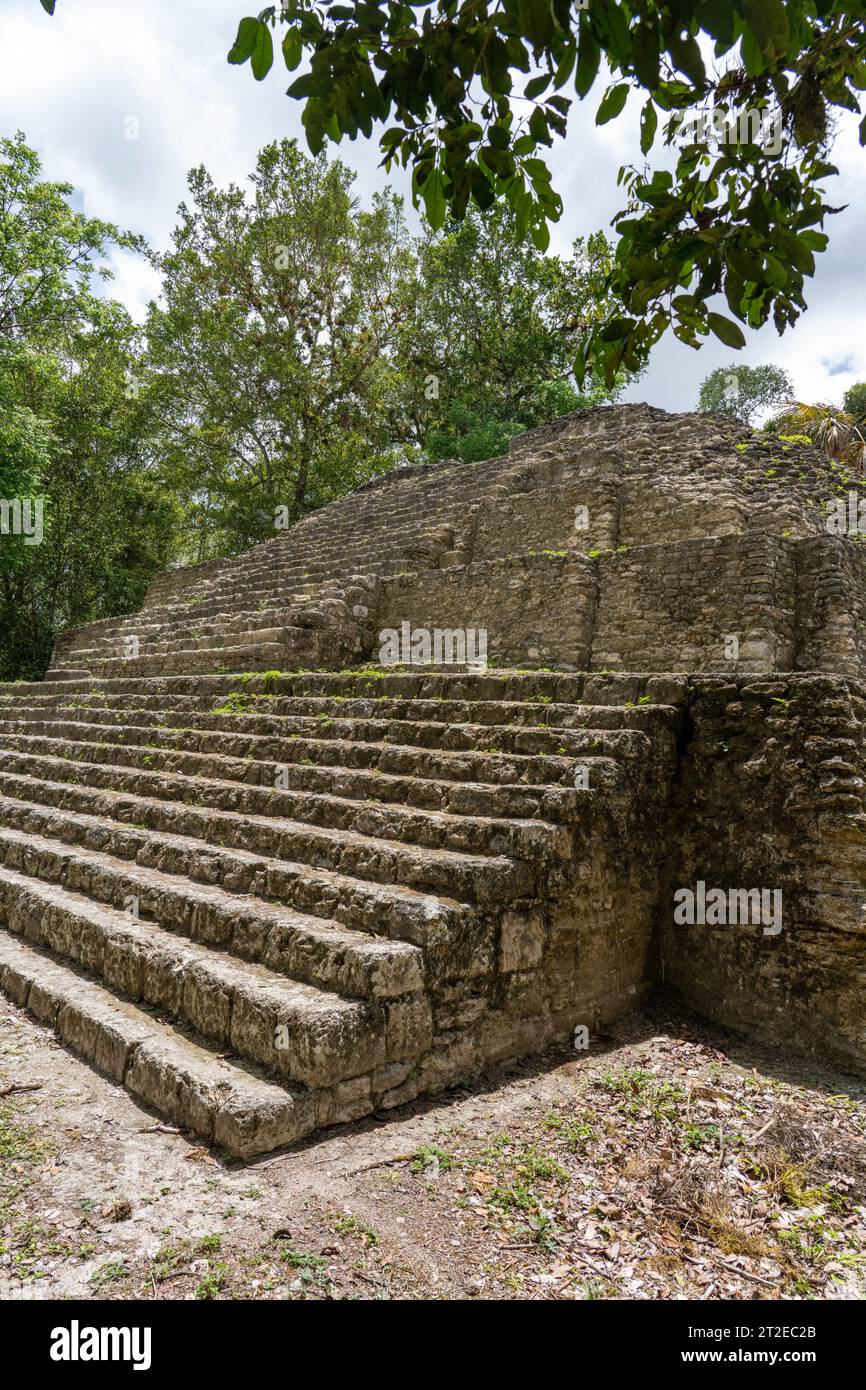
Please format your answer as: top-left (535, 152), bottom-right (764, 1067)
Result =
top-left (207, 1), bottom-right (866, 384)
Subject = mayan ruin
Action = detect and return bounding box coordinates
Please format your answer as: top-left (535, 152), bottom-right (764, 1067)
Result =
top-left (5, 0), bottom-right (866, 1330)
top-left (1, 404), bottom-right (863, 1160)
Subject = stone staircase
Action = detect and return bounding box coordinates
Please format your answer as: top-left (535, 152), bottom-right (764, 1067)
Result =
top-left (3, 403), bottom-right (865, 1154)
top-left (51, 401), bottom-right (797, 681)
top-left (0, 666), bottom-right (680, 1156)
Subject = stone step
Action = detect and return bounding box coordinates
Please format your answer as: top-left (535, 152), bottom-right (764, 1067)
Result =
top-left (8, 692), bottom-right (683, 750)
top-left (58, 593), bottom-right (325, 640)
top-left (1, 691), bottom-right (675, 734)
top-left (0, 776), bottom-right (500, 982)
top-left (69, 624), bottom-right (303, 661)
top-left (0, 733), bottom-right (594, 828)
top-left (114, 558), bottom-right (387, 622)
top-left (0, 747), bottom-right (531, 902)
top-left (80, 642), bottom-right (296, 678)
top-left (0, 928), bottom-right (318, 1156)
top-left (0, 865), bottom-right (416, 1091)
top-left (0, 705), bottom-right (655, 761)
top-left (0, 819), bottom-right (423, 1001)
top-left (79, 648), bottom-right (359, 682)
top-left (124, 578), bottom-right (365, 625)
top-left (0, 736), bottom-right (587, 826)
top-left (0, 745), bottom-right (536, 895)
top-left (63, 620), bottom-right (329, 654)
top-left (73, 597), bottom-right (359, 643)
top-left (0, 721), bottom-right (620, 790)
top-left (0, 719), bottom-right (574, 855)
top-left (3, 668), bottom-right (683, 708)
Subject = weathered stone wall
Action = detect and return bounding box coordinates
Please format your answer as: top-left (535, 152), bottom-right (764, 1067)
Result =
top-left (660, 674), bottom-right (866, 1073)
top-left (373, 553), bottom-right (596, 670)
top-left (369, 532), bottom-right (866, 681)
top-left (47, 404), bottom-right (866, 681)
top-left (794, 538), bottom-right (866, 679)
top-left (591, 535), bottom-right (798, 673)
top-left (468, 479), bottom-right (619, 560)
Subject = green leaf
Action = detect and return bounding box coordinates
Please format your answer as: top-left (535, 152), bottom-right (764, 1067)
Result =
top-left (740, 0), bottom-right (789, 62)
top-left (518, 0), bottom-right (554, 49)
top-left (786, 238), bottom-right (815, 275)
top-left (513, 189), bottom-right (533, 237)
top-left (860, 113), bottom-right (866, 146)
top-left (575, 27), bottom-right (600, 99)
top-left (282, 28), bottom-right (303, 72)
top-left (631, 21), bottom-right (660, 90)
top-left (39, 0), bottom-right (57, 13)
top-left (640, 100), bottom-right (658, 155)
top-left (667, 33), bottom-right (705, 87)
top-left (524, 73), bottom-right (551, 100)
top-left (727, 247), bottom-right (763, 281)
top-left (287, 73), bottom-right (316, 99)
top-left (523, 157), bottom-right (552, 182)
top-left (480, 145), bottom-right (514, 177)
top-left (553, 42), bottom-right (576, 90)
top-left (250, 21), bottom-right (274, 81)
top-left (596, 84), bottom-right (629, 126)
top-left (529, 218), bottom-right (551, 252)
top-left (470, 166), bottom-right (497, 210)
top-left (739, 26), bottom-right (766, 77)
top-left (799, 230), bottom-right (828, 253)
top-left (529, 106), bottom-right (551, 144)
top-left (825, 84), bottom-right (859, 114)
top-left (228, 17), bottom-right (259, 66)
top-left (699, 0), bottom-right (736, 47)
top-left (707, 312), bottom-right (746, 348)
top-left (600, 316), bottom-right (637, 341)
top-left (421, 169), bottom-right (447, 230)
top-left (301, 99), bottom-right (329, 154)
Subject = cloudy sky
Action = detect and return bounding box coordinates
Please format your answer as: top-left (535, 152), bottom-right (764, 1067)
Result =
top-left (3, 0), bottom-right (865, 412)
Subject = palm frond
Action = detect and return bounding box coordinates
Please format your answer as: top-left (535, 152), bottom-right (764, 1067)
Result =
top-left (772, 399), bottom-right (866, 474)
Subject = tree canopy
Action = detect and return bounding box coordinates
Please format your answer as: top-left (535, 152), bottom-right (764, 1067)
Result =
top-left (697, 361), bottom-right (793, 424)
top-left (143, 140), bottom-right (415, 557)
top-left (143, 138), bottom-right (634, 553)
top-left (211, 1), bottom-right (866, 384)
top-left (1, 126), bottom-right (633, 673)
top-left (843, 381), bottom-right (866, 422)
top-left (0, 133), bottom-right (175, 678)
top-left (399, 211), bottom-right (633, 464)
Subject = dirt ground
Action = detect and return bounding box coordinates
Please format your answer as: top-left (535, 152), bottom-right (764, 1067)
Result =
top-left (2, 991), bottom-right (865, 1303)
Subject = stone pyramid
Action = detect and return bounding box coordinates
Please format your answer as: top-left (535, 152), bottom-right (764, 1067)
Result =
top-left (1, 404), bottom-right (863, 1155)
